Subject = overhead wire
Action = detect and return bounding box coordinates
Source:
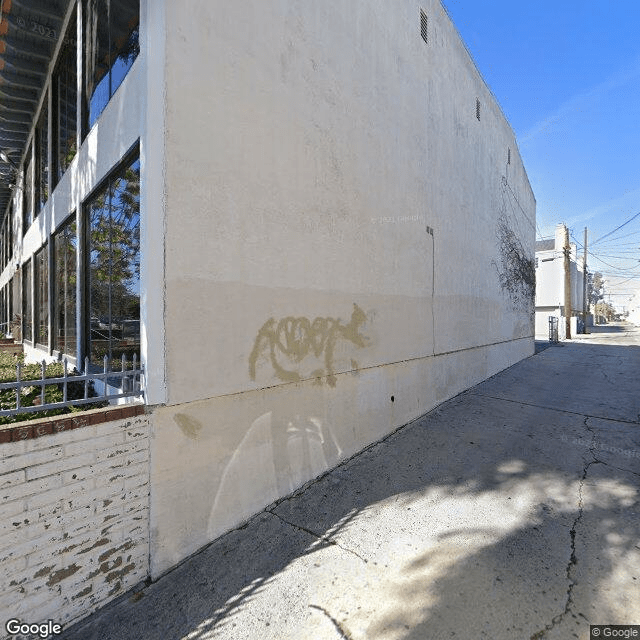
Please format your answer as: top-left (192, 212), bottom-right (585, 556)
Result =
top-left (587, 250), bottom-right (640, 272)
top-left (591, 211), bottom-right (640, 246)
top-left (595, 230), bottom-right (640, 242)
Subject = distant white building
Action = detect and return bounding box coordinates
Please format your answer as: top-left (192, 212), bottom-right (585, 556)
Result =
top-left (535, 224), bottom-right (585, 338)
top-left (626, 289), bottom-right (640, 326)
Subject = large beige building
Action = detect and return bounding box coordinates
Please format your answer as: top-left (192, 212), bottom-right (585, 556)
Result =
top-left (0, 0), bottom-right (535, 590)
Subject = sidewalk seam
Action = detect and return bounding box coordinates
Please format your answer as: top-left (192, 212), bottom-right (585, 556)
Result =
top-left (469, 391), bottom-right (640, 425)
top-left (266, 510), bottom-right (369, 564)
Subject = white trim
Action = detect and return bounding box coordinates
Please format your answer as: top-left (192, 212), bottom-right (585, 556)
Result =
top-left (139, 0), bottom-right (167, 405)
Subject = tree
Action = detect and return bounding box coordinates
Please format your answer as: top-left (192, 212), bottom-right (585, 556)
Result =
top-left (88, 159), bottom-right (140, 365)
top-left (588, 272), bottom-right (605, 307)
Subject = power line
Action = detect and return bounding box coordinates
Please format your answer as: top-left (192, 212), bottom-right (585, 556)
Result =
top-left (588, 250), bottom-right (640, 272)
top-left (591, 211), bottom-right (640, 246)
top-left (603, 275), bottom-right (640, 287)
top-left (594, 254), bottom-right (640, 259)
top-left (595, 231), bottom-right (640, 244)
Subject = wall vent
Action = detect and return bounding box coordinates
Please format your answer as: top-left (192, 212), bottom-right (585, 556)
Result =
top-left (420, 9), bottom-right (428, 44)
top-left (508, 147), bottom-right (511, 165)
top-left (476, 98), bottom-right (481, 121)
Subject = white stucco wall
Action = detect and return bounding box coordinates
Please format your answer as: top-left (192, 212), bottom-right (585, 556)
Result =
top-left (152, 0), bottom-right (536, 576)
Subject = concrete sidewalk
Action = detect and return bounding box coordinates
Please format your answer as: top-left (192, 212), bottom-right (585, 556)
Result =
top-left (62, 325), bottom-right (640, 640)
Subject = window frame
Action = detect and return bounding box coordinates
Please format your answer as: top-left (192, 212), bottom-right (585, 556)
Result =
top-left (35, 91), bottom-right (50, 217)
top-left (22, 258), bottom-right (33, 345)
top-left (82, 0), bottom-right (140, 138)
top-left (52, 3), bottom-right (79, 188)
top-left (53, 213), bottom-right (79, 361)
top-left (22, 142), bottom-right (34, 235)
top-left (81, 141), bottom-right (140, 369)
top-left (34, 243), bottom-right (50, 350)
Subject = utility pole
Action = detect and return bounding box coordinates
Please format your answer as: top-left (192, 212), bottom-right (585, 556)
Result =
top-left (582, 227), bottom-right (588, 333)
top-left (563, 224), bottom-right (572, 339)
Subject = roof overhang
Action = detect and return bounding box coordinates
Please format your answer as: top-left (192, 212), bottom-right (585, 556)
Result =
top-left (0, 0), bottom-right (69, 216)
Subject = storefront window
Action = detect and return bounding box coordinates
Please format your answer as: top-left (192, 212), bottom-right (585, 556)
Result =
top-left (22, 259), bottom-right (32, 343)
top-left (34, 245), bottom-right (49, 347)
top-left (54, 5), bottom-right (78, 184)
top-left (54, 216), bottom-right (77, 357)
top-left (36, 97), bottom-right (49, 214)
top-left (87, 153), bottom-right (140, 367)
top-left (84, 0), bottom-right (139, 131)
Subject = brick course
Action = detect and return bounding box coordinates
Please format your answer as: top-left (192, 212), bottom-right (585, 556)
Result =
top-left (0, 409), bottom-right (150, 632)
top-left (0, 404), bottom-right (145, 444)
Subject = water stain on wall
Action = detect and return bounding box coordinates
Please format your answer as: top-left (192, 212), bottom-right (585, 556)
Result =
top-left (174, 413), bottom-right (203, 440)
top-left (249, 303), bottom-right (369, 387)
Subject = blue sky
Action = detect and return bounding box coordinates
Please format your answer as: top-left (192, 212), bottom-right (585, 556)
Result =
top-left (442, 0), bottom-right (640, 297)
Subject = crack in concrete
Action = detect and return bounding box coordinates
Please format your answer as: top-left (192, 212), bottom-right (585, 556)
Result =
top-left (267, 510), bottom-right (369, 564)
top-left (583, 416), bottom-right (640, 477)
top-left (309, 604), bottom-right (354, 640)
top-left (529, 426), bottom-right (596, 640)
top-left (590, 459), bottom-right (640, 478)
top-left (470, 391), bottom-right (640, 425)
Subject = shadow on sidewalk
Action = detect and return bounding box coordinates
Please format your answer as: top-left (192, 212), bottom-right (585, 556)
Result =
top-left (61, 343), bottom-right (640, 640)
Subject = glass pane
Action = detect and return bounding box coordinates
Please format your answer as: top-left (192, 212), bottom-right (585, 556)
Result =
top-left (11, 276), bottom-right (19, 339)
top-left (87, 154), bottom-right (140, 370)
top-left (110, 156), bottom-right (140, 365)
top-left (88, 178), bottom-right (112, 367)
top-left (22, 260), bottom-right (32, 342)
top-left (35, 246), bottom-right (48, 346)
top-left (56, 6), bottom-right (78, 181)
top-left (7, 202), bottom-right (13, 269)
top-left (24, 146), bottom-right (33, 231)
top-left (85, 0), bottom-right (111, 129)
top-left (1, 220), bottom-right (5, 273)
top-left (109, 0), bottom-right (140, 97)
top-left (0, 285), bottom-right (5, 335)
top-left (36, 99), bottom-right (49, 214)
top-left (54, 217), bottom-right (77, 356)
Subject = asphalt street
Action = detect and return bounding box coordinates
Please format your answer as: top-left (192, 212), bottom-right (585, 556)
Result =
top-left (61, 323), bottom-right (640, 640)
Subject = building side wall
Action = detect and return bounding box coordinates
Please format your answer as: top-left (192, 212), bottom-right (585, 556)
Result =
top-left (154, 0), bottom-right (536, 576)
top-left (535, 245), bottom-right (585, 337)
top-left (0, 415), bottom-right (150, 630)
top-left (535, 254), bottom-right (563, 308)
top-left (150, 337), bottom-right (530, 577)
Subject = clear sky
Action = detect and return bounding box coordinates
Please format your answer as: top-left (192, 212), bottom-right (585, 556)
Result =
top-left (441, 0), bottom-right (640, 301)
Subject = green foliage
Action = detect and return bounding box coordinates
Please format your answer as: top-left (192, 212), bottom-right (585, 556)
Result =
top-left (0, 352), bottom-right (106, 424)
top-left (589, 272), bottom-right (605, 306)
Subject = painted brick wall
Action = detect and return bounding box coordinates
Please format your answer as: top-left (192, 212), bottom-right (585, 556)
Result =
top-left (0, 411), bottom-right (150, 635)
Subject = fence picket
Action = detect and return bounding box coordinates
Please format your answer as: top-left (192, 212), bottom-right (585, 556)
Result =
top-left (0, 355), bottom-right (144, 417)
top-left (63, 359), bottom-right (68, 403)
top-left (40, 360), bottom-right (46, 407)
top-left (15, 361), bottom-right (21, 411)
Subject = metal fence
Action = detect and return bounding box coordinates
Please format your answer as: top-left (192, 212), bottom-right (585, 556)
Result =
top-left (0, 354), bottom-right (144, 418)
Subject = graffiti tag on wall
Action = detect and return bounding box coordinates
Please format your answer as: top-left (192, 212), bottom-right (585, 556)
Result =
top-left (249, 304), bottom-right (369, 387)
